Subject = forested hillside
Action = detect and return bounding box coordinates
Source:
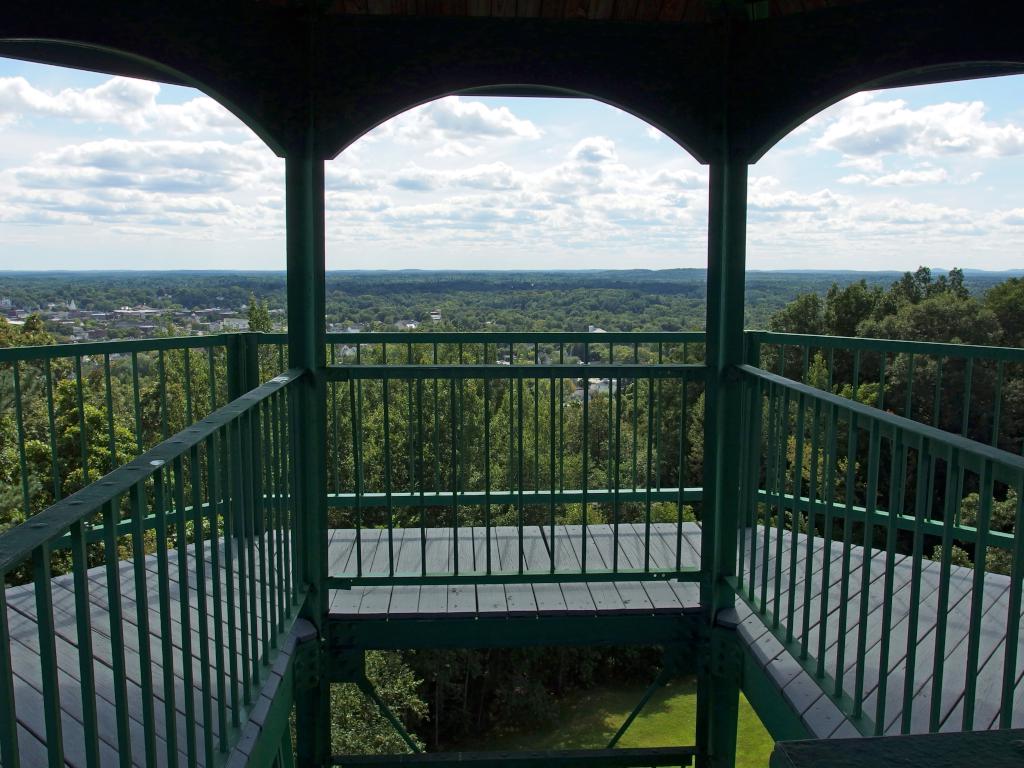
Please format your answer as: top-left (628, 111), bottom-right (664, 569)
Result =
top-left (1, 268), bottom-right (1016, 332)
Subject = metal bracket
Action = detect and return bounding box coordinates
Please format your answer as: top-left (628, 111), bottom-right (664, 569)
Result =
top-left (292, 633), bottom-right (325, 692)
top-left (697, 626), bottom-right (742, 686)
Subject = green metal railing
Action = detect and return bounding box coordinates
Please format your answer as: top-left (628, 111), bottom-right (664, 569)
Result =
top-left (321, 332), bottom-right (707, 585)
top-left (3, 329), bottom-right (1024, 765)
top-left (748, 331), bottom-right (1024, 455)
top-left (736, 363), bottom-right (1024, 736)
top-left (0, 334), bottom-right (279, 545)
top-left (0, 368), bottom-right (306, 767)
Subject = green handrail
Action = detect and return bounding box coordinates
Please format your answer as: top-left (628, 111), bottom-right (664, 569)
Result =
top-left (0, 368), bottom-right (306, 768)
top-left (736, 362), bottom-right (1024, 738)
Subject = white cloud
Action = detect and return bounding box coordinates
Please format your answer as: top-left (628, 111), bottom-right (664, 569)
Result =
top-left (815, 96), bottom-right (1024, 159)
top-left (0, 76), bottom-right (242, 134)
top-left (838, 166), bottom-right (949, 186)
top-left (364, 96), bottom-right (542, 158)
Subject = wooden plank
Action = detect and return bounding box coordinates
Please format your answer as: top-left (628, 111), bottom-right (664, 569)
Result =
top-left (357, 526), bottom-right (405, 617)
top-left (8, 626), bottom-right (187, 767)
top-left (940, 578), bottom-right (1021, 731)
top-left (446, 525), bottom-right (479, 616)
top-left (911, 573), bottom-right (1010, 733)
top-left (645, 523), bottom-right (700, 608)
top-left (388, 529), bottom-right (424, 620)
top-left (416, 528), bottom-right (451, 618)
top-left (622, 524), bottom-right (684, 613)
top-left (331, 528), bottom-right (383, 616)
top-left (550, 526), bottom-right (599, 617)
top-left (520, 527), bottom-right (567, 617)
top-left (472, 527), bottom-right (509, 618)
top-left (584, 525), bottom-right (651, 615)
top-left (7, 583), bottom-right (208, 755)
top-left (495, 527), bottom-right (537, 617)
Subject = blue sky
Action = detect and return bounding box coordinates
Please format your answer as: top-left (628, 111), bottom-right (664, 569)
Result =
top-left (0, 57), bottom-right (1021, 271)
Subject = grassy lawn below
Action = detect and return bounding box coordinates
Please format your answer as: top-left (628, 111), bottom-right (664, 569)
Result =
top-left (459, 677), bottom-right (774, 767)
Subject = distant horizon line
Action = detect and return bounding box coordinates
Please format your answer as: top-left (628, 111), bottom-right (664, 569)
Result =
top-left (1, 267), bottom-right (1022, 275)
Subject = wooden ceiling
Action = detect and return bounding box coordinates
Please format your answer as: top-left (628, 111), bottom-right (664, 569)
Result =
top-left (262, 0), bottom-right (867, 23)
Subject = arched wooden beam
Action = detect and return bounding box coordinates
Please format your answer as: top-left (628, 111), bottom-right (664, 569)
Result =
top-left (310, 16), bottom-right (727, 163)
top-left (729, 0), bottom-right (1024, 161)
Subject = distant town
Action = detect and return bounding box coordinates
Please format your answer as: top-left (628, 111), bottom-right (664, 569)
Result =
top-left (0, 294), bottom-right (449, 343)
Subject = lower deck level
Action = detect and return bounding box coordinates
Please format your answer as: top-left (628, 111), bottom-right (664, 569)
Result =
top-left (4, 524), bottom-right (1023, 765)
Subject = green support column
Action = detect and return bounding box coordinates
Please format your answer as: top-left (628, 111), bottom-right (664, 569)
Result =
top-left (286, 143), bottom-right (330, 767)
top-left (697, 157), bottom-right (749, 768)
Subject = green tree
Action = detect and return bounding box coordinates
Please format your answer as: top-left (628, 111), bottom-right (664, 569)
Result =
top-left (248, 293), bottom-right (273, 333)
top-left (330, 652), bottom-right (427, 754)
top-left (984, 277), bottom-right (1024, 348)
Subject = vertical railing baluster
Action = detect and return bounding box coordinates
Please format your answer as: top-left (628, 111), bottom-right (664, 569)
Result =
top-left (800, 397), bottom-right (822, 660)
top-left (104, 354), bottom-right (117, 473)
top-left (582, 367), bottom-right (590, 574)
top-left (32, 546), bottom-right (64, 768)
top-left (743, 375), bottom-right (764, 602)
top-left (786, 391), bottom-right (807, 643)
top-left (207, 430), bottom-right (230, 749)
top-left (760, 381), bottom-right (778, 611)
top-left (853, 420), bottom-right (881, 718)
top-left (173, 455), bottom-right (198, 767)
top-left (67, 520), bottom-right (100, 768)
top-left (129, 481), bottom-right (159, 763)
top-left (874, 431), bottom-right (906, 734)
top-left (999, 478), bottom-right (1024, 728)
top-left (816, 404), bottom-right (839, 680)
top-left (131, 351), bottom-right (144, 454)
top-left (549, 371), bottom-right (557, 574)
top-left (484, 376), bottom-right (492, 575)
top-left (613, 373), bottom-right (622, 573)
top-left (904, 353), bottom-right (915, 420)
top-left (929, 446), bottom-right (961, 732)
top-left (900, 437), bottom-right (930, 734)
top-left (12, 362), bottom-right (31, 518)
top-left (190, 443), bottom-right (217, 766)
top-left (44, 359), bottom-right (61, 503)
top-left (101, 498), bottom-right (133, 768)
top-left (74, 355), bottom-right (90, 485)
top-left (962, 459), bottom-right (993, 730)
top-left (384, 377), bottom-right (395, 576)
top-left (222, 422), bottom-right (241, 726)
top-left (417, 376), bottom-right (426, 577)
top-left (451, 373), bottom-right (460, 577)
top-left (992, 360), bottom-right (1004, 448)
top-left (932, 357), bottom-right (944, 429)
top-left (632, 343), bottom-right (639, 492)
top-left (644, 372), bottom-right (654, 572)
top-left (772, 385), bottom-right (790, 625)
top-left (676, 374), bottom-right (686, 573)
top-left (0, 587), bottom-right (21, 768)
top-left (516, 374), bottom-right (524, 574)
top-left (158, 349), bottom-right (169, 440)
top-left (153, 467), bottom-right (181, 767)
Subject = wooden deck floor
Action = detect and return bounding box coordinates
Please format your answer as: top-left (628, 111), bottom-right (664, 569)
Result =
top-left (327, 524), bottom-right (703, 619)
top-left (4, 524), bottom-right (1023, 765)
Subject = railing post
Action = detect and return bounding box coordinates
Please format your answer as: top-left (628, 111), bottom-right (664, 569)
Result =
top-left (226, 333), bottom-right (249, 401)
top-left (697, 153), bottom-right (748, 768)
top-left (286, 132), bottom-right (329, 765)
top-left (245, 331), bottom-right (262, 390)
